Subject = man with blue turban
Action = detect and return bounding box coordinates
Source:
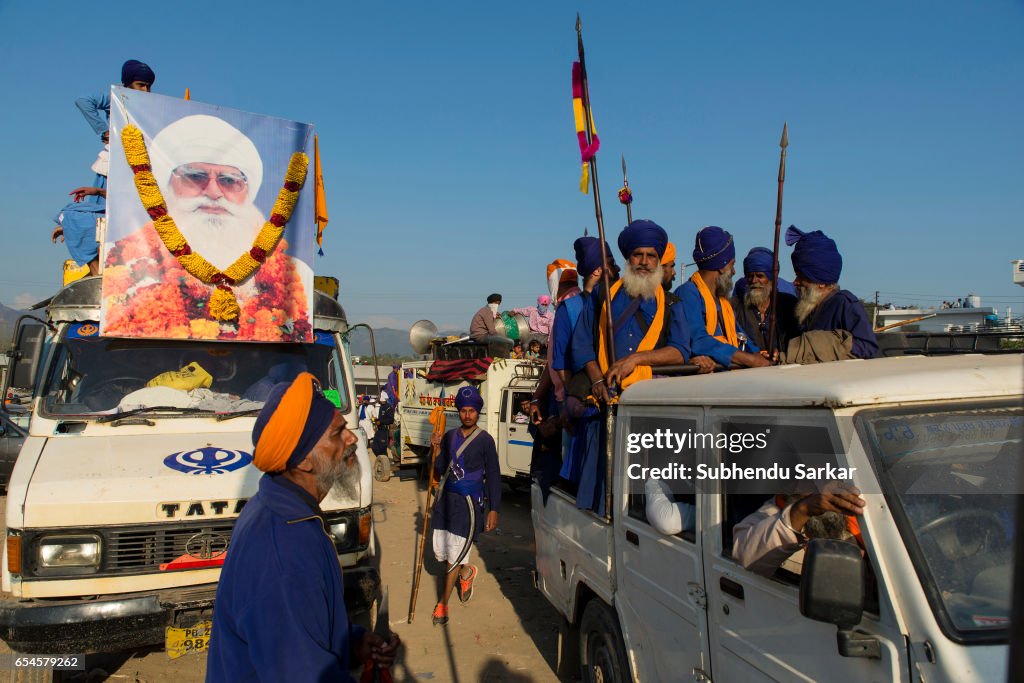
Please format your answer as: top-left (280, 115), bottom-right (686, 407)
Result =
top-left (429, 385), bottom-right (501, 626)
top-left (675, 227), bottom-right (770, 370)
top-left (208, 373), bottom-right (400, 682)
top-left (573, 219), bottom-right (711, 404)
top-left (76, 59), bottom-right (156, 144)
top-left (730, 247), bottom-right (800, 353)
top-left (787, 226), bottom-right (878, 360)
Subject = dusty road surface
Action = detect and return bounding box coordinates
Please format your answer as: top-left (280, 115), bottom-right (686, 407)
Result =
top-left (1, 474), bottom-right (570, 682)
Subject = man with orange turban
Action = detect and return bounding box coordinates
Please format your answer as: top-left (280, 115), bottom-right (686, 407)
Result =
top-left (207, 373), bottom-right (400, 682)
top-left (661, 241), bottom-right (677, 291)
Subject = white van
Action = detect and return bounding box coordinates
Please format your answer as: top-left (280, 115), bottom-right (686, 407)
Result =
top-left (533, 353), bottom-right (1021, 683)
top-left (0, 276), bottom-right (378, 655)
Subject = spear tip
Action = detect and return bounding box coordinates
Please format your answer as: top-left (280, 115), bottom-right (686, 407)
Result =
top-left (576, 13), bottom-right (581, 33)
top-left (780, 122), bottom-right (789, 149)
top-left (621, 154), bottom-right (627, 175)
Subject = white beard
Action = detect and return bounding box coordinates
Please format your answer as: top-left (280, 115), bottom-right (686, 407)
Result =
top-left (715, 270), bottom-right (734, 298)
top-left (621, 263), bottom-right (663, 300)
top-left (795, 285), bottom-right (833, 324)
top-left (166, 194), bottom-right (265, 272)
top-left (744, 284), bottom-right (770, 309)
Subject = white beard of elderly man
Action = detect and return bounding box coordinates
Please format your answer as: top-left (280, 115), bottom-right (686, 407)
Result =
top-left (103, 115), bottom-right (313, 341)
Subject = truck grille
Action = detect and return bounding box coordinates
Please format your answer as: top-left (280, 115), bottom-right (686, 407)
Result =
top-left (105, 521), bottom-right (236, 573)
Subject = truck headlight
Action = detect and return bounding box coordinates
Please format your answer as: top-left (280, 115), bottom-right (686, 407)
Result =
top-left (328, 521), bottom-right (348, 543)
top-left (38, 535), bottom-right (101, 568)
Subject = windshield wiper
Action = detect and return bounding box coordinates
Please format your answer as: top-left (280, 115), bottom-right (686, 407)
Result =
top-left (216, 408), bottom-right (263, 422)
top-left (96, 406), bottom-right (217, 424)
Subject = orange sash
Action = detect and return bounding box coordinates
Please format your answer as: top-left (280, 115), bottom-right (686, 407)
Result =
top-left (596, 280), bottom-right (664, 389)
top-left (690, 272), bottom-right (738, 346)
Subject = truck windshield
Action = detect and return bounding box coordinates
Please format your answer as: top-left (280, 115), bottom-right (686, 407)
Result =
top-left (41, 324), bottom-right (350, 418)
top-left (859, 401), bottom-right (1021, 640)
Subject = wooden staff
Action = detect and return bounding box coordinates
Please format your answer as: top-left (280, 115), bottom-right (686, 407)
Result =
top-left (407, 402), bottom-right (446, 623)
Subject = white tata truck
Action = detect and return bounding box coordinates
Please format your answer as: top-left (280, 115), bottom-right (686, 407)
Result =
top-left (0, 276), bottom-right (378, 655)
top-left (397, 356), bottom-right (540, 484)
top-left (533, 353), bottom-right (1021, 683)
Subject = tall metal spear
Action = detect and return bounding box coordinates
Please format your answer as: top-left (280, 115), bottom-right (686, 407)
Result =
top-left (766, 122), bottom-right (788, 361)
top-left (620, 155), bottom-right (633, 224)
top-left (576, 14), bottom-right (616, 519)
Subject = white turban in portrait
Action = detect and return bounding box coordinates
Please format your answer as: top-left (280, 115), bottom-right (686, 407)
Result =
top-left (149, 114), bottom-right (263, 200)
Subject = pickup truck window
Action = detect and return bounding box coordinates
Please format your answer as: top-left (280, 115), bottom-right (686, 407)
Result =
top-left (41, 328), bottom-right (349, 418)
top-left (861, 402), bottom-right (1020, 640)
top-left (625, 416), bottom-right (697, 541)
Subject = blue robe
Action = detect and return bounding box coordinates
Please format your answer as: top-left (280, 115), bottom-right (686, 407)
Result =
top-left (571, 284), bottom-right (691, 375)
top-left (549, 293), bottom-right (585, 373)
top-left (53, 174), bottom-right (106, 266)
top-left (431, 427), bottom-right (501, 539)
top-left (676, 280), bottom-right (759, 368)
top-left (75, 92), bottom-right (111, 139)
top-left (207, 475), bottom-right (365, 683)
top-left (800, 289), bottom-right (879, 359)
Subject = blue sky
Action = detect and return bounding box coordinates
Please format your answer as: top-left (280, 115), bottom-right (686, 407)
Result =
top-left (1, 1), bottom-right (1021, 329)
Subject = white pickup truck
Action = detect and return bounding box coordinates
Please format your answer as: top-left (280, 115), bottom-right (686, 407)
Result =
top-left (533, 353), bottom-right (1022, 683)
top-left (0, 276), bottom-right (378, 656)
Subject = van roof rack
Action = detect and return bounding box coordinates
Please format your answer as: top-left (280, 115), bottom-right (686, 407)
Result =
top-left (877, 330), bottom-right (1024, 357)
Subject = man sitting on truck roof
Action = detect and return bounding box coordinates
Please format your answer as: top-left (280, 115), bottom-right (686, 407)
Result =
top-left (207, 372), bottom-right (399, 681)
top-left (469, 293), bottom-right (514, 354)
top-left (676, 226), bottom-right (771, 371)
top-left (784, 226), bottom-right (879, 361)
top-left (76, 59), bottom-right (155, 145)
top-left (573, 220), bottom-right (713, 403)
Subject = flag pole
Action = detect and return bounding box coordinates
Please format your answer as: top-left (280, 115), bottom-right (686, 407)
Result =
top-left (766, 122), bottom-right (788, 361)
top-left (576, 14), bottom-right (617, 521)
top-left (576, 14), bottom-right (614, 366)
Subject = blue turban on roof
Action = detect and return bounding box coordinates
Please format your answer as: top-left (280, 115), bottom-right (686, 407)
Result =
top-left (786, 225), bottom-right (842, 284)
top-left (617, 219), bottom-right (668, 259)
top-left (121, 59), bottom-right (155, 86)
top-left (742, 247), bottom-right (775, 276)
top-left (573, 235), bottom-right (616, 277)
top-left (455, 386), bottom-right (484, 412)
top-left (693, 226), bottom-right (735, 272)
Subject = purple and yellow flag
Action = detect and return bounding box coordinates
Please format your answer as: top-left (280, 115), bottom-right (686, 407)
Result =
top-left (572, 61), bottom-right (600, 193)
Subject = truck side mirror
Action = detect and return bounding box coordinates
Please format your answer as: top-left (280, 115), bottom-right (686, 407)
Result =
top-left (7, 320), bottom-right (46, 393)
top-left (800, 538), bottom-right (880, 659)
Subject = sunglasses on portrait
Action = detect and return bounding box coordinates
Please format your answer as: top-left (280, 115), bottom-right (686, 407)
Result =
top-left (172, 165), bottom-right (248, 194)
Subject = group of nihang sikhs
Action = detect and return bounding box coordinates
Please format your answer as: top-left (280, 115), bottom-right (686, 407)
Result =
top-left (515, 219), bottom-right (878, 516)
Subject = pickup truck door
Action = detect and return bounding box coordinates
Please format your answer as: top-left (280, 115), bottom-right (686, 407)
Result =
top-left (615, 408), bottom-right (711, 682)
top-left (498, 388), bottom-right (533, 477)
top-left (702, 409), bottom-right (906, 683)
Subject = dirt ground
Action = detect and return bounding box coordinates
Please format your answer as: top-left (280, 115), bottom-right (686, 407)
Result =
top-left (1, 473), bottom-right (570, 682)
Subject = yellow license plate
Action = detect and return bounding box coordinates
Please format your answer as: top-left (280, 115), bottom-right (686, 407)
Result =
top-left (166, 620), bottom-right (212, 660)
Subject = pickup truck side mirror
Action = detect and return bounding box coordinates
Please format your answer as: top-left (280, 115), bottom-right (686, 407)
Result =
top-left (6, 320), bottom-right (47, 393)
top-left (799, 538), bottom-right (880, 659)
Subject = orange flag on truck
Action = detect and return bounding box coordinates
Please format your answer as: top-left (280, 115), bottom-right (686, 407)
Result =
top-left (314, 135), bottom-right (328, 253)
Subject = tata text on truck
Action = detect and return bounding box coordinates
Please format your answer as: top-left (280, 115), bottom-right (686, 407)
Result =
top-left (396, 338), bottom-right (540, 484)
top-left (533, 352), bottom-right (1021, 683)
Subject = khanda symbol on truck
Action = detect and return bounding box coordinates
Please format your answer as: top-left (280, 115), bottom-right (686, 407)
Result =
top-left (163, 447), bottom-right (253, 475)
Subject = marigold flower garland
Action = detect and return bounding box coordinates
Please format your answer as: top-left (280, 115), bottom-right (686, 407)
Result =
top-left (120, 124), bottom-right (309, 321)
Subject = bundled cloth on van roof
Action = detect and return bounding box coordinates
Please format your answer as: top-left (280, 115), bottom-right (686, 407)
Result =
top-left (425, 358), bottom-right (492, 382)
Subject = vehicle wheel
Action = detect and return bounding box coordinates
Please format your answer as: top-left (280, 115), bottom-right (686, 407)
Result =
top-left (579, 599), bottom-right (631, 683)
top-left (373, 454), bottom-right (392, 482)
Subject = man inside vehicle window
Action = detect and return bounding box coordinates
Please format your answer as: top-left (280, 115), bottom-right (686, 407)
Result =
top-left (732, 483), bottom-right (865, 577)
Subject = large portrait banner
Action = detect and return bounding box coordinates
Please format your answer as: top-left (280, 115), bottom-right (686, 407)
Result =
top-left (101, 87), bottom-right (315, 342)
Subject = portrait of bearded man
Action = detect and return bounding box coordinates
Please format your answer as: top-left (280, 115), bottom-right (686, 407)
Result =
top-left (102, 114), bottom-right (313, 341)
